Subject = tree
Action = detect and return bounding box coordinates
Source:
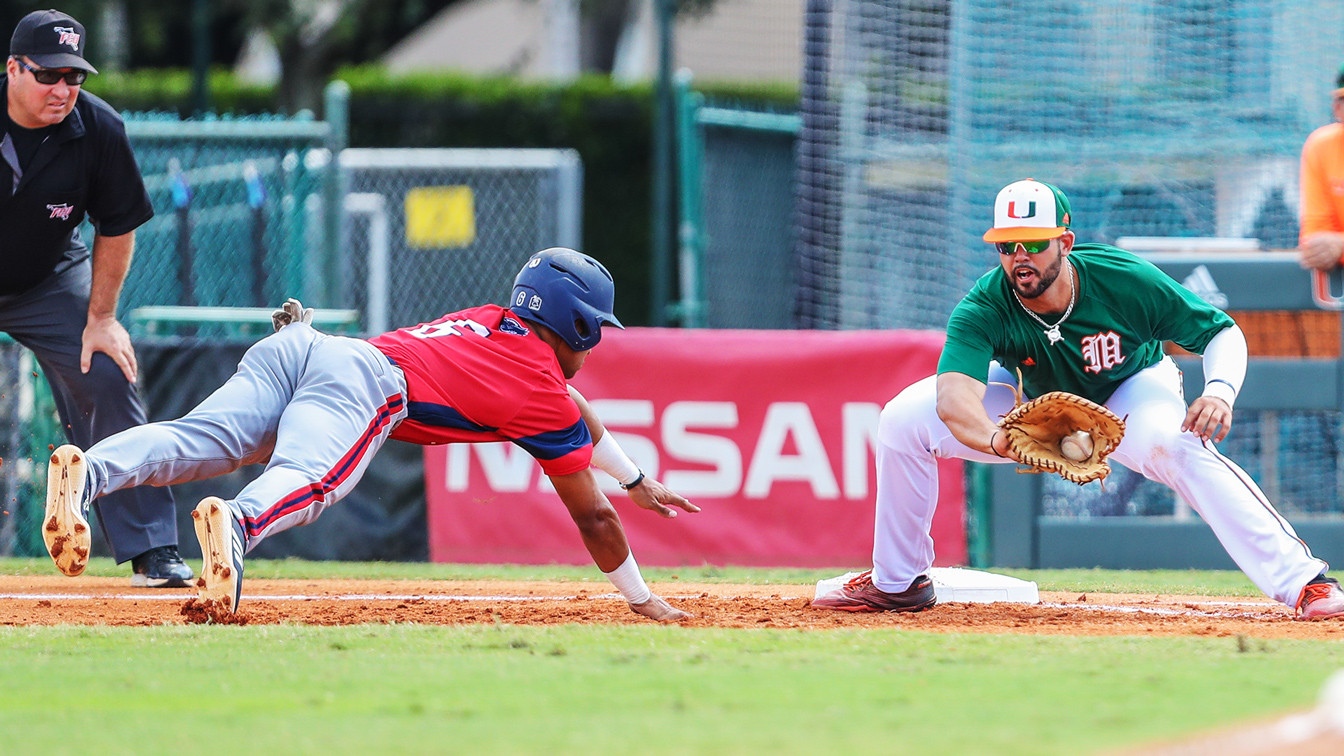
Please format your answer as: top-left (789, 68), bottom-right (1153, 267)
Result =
top-left (0, 0), bottom-right (720, 112)
top-left (219, 0), bottom-right (460, 112)
top-left (231, 0), bottom-right (721, 113)
top-left (581, 0), bottom-right (717, 74)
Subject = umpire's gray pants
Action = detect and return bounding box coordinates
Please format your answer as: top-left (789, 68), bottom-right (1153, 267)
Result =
top-left (0, 260), bottom-right (177, 563)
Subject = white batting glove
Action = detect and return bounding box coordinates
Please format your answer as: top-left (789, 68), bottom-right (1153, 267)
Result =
top-left (271, 298), bottom-right (315, 332)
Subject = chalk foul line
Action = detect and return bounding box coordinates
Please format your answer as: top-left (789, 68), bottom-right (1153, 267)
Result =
top-left (0, 592), bottom-right (1289, 618)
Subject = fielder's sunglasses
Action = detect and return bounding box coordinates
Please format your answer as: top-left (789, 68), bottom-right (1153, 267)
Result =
top-left (995, 239), bottom-right (1053, 255)
top-left (14, 58), bottom-right (86, 86)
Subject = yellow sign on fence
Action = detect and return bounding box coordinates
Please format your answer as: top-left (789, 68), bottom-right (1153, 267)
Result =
top-left (405, 186), bottom-right (476, 248)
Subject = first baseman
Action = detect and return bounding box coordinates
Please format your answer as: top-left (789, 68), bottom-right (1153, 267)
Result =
top-left (815, 179), bottom-right (1344, 619)
top-left (43, 248), bottom-right (697, 620)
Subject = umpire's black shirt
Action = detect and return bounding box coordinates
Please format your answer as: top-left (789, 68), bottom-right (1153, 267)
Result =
top-left (0, 74), bottom-right (153, 296)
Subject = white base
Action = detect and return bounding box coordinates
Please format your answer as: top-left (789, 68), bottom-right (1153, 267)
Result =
top-left (815, 568), bottom-right (1039, 605)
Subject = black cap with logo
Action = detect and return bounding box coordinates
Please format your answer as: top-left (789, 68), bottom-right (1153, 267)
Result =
top-left (10, 9), bottom-right (96, 74)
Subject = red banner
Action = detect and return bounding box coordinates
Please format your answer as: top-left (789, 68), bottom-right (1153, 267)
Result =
top-left (425, 328), bottom-right (965, 568)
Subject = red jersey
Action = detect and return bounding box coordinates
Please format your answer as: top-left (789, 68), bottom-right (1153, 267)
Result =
top-left (368, 304), bottom-right (592, 476)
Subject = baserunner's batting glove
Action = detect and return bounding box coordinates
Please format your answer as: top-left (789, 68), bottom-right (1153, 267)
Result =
top-left (271, 298), bottom-right (315, 332)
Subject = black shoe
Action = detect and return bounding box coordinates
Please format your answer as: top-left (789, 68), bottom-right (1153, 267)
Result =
top-left (131, 545), bottom-right (195, 588)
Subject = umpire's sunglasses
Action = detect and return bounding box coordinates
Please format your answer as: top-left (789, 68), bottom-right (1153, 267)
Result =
top-left (14, 58), bottom-right (86, 86)
top-left (995, 239), bottom-right (1053, 255)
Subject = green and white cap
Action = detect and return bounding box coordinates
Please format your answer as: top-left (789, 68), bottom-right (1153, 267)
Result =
top-left (983, 179), bottom-right (1072, 243)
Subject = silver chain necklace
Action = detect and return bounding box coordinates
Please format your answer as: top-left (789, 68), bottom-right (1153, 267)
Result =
top-left (1011, 259), bottom-right (1075, 345)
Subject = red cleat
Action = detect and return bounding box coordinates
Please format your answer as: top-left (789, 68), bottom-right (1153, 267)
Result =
top-left (1297, 576), bottom-right (1344, 620)
top-left (812, 570), bottom-right (936, 613)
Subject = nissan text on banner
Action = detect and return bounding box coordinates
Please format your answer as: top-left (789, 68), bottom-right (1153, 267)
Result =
top-left (424, 328), bottom-right (965, 567)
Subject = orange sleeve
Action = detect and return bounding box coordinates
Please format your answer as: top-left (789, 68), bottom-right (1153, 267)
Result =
top-left (1300, 125), bottom-right (1344, 245)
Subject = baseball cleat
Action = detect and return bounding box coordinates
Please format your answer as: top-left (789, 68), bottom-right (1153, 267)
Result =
top-left (43, 444), bottom-right (92, 577)
top-left (812, 570), bottom-right (937, 613)
top-left (192, 497), bottom-right (246, 613)
top-left (1297, 575), bottom-right (1344, 620)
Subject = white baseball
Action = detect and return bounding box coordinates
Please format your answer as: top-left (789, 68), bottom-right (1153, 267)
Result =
top-left (1060, 430), bottom-right (1094, 462)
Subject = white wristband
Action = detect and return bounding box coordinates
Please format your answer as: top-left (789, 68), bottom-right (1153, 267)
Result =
top-left (591, 432), bottom-right (641, 486)
top-left (1202, 379), bottom-right (1237, 408)
top-left (603, 552), bottom-right (652, 605)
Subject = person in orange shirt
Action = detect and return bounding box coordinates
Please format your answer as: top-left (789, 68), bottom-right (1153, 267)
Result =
top-left (1299, 66), bottom-right (1344, 270)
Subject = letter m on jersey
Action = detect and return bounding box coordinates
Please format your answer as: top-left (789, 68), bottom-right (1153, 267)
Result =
top-left (1081, 331), bottom-right (1125, 374)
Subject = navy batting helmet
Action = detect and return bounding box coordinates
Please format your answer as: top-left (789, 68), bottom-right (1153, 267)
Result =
top-left (509, 248), bottom-right (623, 351)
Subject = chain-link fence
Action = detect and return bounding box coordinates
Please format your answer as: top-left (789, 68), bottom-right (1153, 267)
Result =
top-left (122, 114), bottom-right (336, 314)
top-left (672, 2), bottom-right (1344, 524)
top-left (0, 339), bottom-right (62, 557)
top-left (1040, 410), bottom-right (1344, 521)
top-left (335, 148), bottom-right (583, 332)
top-left (794, 0), bottom-right (1340, 331)
top-left (0, 105), bottom-right (342, 557)
top-left (676, 78), bottom-right (799, 329)
top-left (0, 81), bottom-right (592, 556)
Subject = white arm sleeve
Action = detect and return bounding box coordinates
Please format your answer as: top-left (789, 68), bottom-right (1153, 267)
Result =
top-left (590, 432), bottom-right (641, 486)
top-left (1200, 324), bottom-right (1247, 408)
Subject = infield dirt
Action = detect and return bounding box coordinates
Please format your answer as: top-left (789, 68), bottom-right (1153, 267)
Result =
top-left (2, 574), bottom-right (1344, 639)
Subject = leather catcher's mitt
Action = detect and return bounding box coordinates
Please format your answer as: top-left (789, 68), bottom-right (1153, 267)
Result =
top-left (997, 388), bottom-right (1126, 485)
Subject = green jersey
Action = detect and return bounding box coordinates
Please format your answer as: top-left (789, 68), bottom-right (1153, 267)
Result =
top-left (937, 243), bottom-right (1234, 403)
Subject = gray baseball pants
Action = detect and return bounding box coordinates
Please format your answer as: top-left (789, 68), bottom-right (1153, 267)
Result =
top-left (81, 322), bottom-right (408, 553)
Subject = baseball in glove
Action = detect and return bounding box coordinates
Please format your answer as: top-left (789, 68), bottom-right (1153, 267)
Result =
top-left (996, 381), bottom-right (1126, 485)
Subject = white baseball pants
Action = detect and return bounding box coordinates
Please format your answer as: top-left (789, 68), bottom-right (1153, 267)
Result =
top-left (83, 323), bottom-right (409, 552)
top-left (873, 357), bottom-right (1326, 607)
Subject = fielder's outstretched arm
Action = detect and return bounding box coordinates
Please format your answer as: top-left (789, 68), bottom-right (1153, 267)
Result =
top-left (549, 469), bottom-right (689, 622)
top-left (936, 371), bottom-right (1018, 460)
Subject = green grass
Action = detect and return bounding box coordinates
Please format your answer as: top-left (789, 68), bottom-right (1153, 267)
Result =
top-left (0, 561), bottom-right (1330, 755)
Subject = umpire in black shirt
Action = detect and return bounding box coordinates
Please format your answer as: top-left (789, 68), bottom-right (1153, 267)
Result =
top-left (4, 9), bottom-right (190, 586)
